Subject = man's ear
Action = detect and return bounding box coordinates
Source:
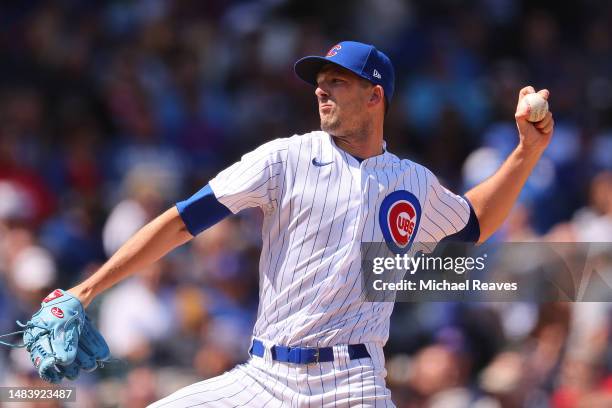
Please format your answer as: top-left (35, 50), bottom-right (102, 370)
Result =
top-left (368, 85), bottom-right (384, 108)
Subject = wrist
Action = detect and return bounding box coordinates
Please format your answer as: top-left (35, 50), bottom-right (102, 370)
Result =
top-left (67, 285), bottom-right (95, 308)
top-left (515, 141), bottom-right (546, 162)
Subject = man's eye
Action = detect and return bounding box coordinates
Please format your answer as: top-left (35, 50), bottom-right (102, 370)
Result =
top-left (333, 79), bottom-right (344, 84)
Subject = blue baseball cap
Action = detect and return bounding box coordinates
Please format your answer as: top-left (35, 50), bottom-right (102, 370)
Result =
top-left (294, 41), bottom-right (395, 105)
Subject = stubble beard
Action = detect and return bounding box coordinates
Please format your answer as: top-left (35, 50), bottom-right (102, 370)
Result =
top-left (319, 102), bottom-right (370, 143)
top-left (322, 114), bottom-right (371, 146)
top-left (320, 115), bottom-right (341, 133)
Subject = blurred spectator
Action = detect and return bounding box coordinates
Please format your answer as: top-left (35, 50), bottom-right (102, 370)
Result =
top-left (120, 367), bottom-right (159, 408)
top-left (102, 167), bottom-right (166, 256)
top-left (571, 171), bottom-right (612, 242)
top-left (98, 263), bottom-right (174, 362)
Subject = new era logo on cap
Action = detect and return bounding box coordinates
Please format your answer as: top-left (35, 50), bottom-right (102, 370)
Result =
top-left (373, 69), bottom-right (381, 79)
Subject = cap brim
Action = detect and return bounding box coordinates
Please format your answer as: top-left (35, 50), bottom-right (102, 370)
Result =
top-left (294, 56), bottom-right (337, 86)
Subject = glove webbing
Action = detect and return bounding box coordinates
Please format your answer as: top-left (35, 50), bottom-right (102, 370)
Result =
top-left (0, 320), bottom-right (47, 348)
top-left (0, 318), bottom-right (122, 368)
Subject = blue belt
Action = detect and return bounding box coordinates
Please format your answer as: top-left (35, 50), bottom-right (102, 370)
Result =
top-left (249, 339), bottom-right (370, 365)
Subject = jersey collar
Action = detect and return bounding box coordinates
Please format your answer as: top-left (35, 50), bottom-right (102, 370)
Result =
top-left (325, 132), bottom-right (390, 169)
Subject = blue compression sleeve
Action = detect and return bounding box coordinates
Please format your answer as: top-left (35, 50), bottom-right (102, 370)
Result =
top-left (176, 184), bottom-right (232, 236)
top-left (439, 196), bottom-right (481, 243)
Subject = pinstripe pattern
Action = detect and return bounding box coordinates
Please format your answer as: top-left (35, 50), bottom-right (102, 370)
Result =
top-left (165, 131), bottom-right (472, 406)
top-left (149, 344), bottom-right (393, 407)
top-left (211, 131), bottom-right (470, 346)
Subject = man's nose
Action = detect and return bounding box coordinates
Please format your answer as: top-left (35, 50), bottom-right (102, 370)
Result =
top-left (315, 86), bottom-right (329, 99)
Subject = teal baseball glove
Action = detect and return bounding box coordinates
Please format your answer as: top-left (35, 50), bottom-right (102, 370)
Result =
top-left (0, 289), bottom-right (111, 383)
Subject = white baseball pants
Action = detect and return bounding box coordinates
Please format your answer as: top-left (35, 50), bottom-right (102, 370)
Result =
top-left (148, 342), bottom-right (395, 407)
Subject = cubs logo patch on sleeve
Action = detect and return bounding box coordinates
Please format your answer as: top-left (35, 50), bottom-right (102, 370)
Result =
top-left (379, 190), bottom-right (422, 253)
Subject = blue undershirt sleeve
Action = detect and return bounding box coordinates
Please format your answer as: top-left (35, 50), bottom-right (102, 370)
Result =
top-left (439, 196), bottom-right (480, 243)
top-left (175, 184), bottom-right (232, 236)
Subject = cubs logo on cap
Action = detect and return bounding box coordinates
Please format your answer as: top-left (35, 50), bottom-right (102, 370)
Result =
top-left (326, 44), bottom-right (342, 57)
top-left (379, 190), bottom-right (421, 253)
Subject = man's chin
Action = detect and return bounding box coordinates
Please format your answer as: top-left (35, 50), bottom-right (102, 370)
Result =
top-left (320, 120), bottom-right (340, 133)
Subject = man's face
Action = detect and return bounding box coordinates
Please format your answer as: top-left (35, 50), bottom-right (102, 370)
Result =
top-left (315, 65), bottom-right (373, 136)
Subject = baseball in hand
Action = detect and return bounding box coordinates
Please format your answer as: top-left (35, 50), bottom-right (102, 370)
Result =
top-left (522, 93), bottom-right (549, 122)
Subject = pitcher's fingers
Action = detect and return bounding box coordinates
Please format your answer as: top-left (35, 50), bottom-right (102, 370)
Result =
top-left (541, 118), bottom-right (555, 135)
top-left (535, 112), bottom-right (553, 129)
top-left (518, 86), bottom-right (536, 104)
top-left (515, 100), bottom-right (530, 119)
top-left (537, 89), bottom-right (550, 100)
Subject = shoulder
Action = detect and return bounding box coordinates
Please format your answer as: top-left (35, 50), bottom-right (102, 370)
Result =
top-left (393, 155), bottom-right (439, 186)
top-left (285, 130), bottom-right (327, 150)
top-left (253, 131), bottom-right (325, 155)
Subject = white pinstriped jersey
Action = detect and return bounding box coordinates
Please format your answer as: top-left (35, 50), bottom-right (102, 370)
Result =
top-left (209, 131), bottom-right (471, 348)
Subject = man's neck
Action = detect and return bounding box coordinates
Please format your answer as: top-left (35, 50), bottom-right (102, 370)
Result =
top-left (331, 132), bottom-right (384, 160)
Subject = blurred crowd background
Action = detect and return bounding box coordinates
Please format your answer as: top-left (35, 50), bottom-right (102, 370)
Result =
top-left (1, 0), bottom-right (612, 407)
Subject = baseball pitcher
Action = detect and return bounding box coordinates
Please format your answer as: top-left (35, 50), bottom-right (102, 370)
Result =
top-left (1, 41), bottom-right (554, 407)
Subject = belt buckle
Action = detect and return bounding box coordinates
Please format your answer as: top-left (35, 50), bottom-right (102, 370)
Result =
top-left (307, 348), bottom-right (320, 367)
